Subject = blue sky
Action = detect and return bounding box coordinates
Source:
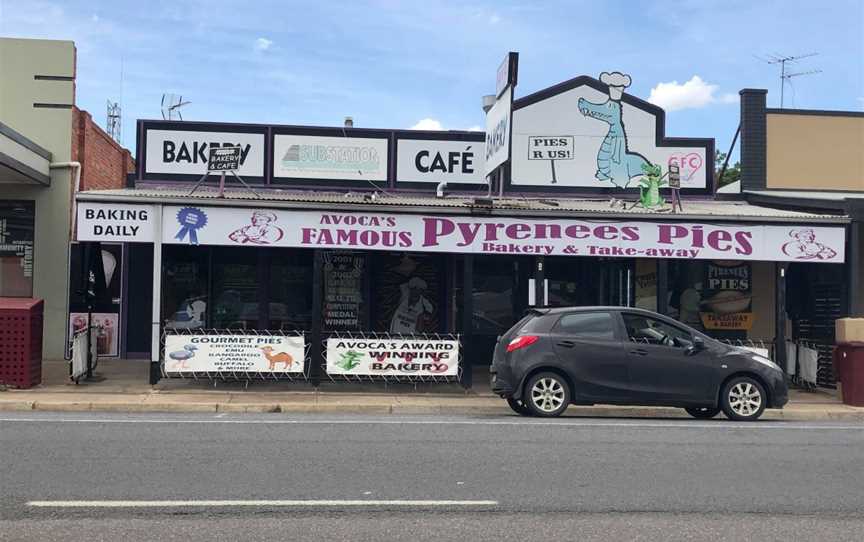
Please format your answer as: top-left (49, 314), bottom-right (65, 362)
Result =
top-left (2, 0), bottom-right (862, 157)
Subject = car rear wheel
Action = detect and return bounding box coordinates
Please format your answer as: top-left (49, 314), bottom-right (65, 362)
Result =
top-left (506, 397), bottom-right (531, 416)
top-left (524, 372), bottom-right (570, 417)
top-left (685, 407), bottom-right (721, 419)
top-left (720, 377), bottom-right (767, 421)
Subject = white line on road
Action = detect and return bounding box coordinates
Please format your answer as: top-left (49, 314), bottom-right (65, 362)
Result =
top-left (27, 499), bottom-right (498, 508)
top-left (0, 416), bottom-right (861, 430)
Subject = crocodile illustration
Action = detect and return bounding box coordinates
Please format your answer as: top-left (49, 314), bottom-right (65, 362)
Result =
top-left (577, 72), bottom-right (650, 188)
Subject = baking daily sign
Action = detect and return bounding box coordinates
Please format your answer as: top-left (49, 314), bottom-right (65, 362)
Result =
top-left (396, 139), bottom-right (486, 184)
top-left (326, 337), bottom-right (459, 376)
top-left (149, 204), bottom-right (847, 263)
top-left (145, 129), bottom-right (266, 177)
top-left (76, 202), bottom-right (156, 242)
top-left (164, 334), bottom-right (305, 374)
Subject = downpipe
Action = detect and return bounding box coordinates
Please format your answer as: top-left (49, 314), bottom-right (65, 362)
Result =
top-left (50, 161), bottom-right (82, 361)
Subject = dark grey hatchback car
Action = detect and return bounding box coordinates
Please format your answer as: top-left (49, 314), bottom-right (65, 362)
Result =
top-left (490, 307), bottom-right (788, 421)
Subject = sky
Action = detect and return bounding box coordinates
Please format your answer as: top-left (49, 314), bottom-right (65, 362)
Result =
top-left (1, 0), bottom-right (862, 158)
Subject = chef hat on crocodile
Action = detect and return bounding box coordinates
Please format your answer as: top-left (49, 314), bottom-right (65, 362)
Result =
top-left (600, 71), bottom-right (632, 100)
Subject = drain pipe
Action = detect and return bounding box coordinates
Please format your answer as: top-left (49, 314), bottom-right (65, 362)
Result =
top-left (50, 161), bottom-right (82, 362)
top-left (436, 181), bottom-right (448, 198)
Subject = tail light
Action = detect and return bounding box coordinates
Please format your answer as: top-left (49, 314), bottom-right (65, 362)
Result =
top-left (507, 335), bottom-right (539, 353)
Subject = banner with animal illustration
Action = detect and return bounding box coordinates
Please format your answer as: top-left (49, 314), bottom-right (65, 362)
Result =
top-left (326, 337), bottom-right (459, 377)
top-left (164, 334), bottom-right (305, 374)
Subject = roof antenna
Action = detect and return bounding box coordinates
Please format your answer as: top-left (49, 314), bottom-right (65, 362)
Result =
top-left (161, 93), bottom-right (191, 120)
top-left (755, 52), bottom-right (821, 108)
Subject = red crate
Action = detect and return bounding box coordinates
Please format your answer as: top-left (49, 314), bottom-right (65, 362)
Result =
top-left (0, 298), bottom-right (44, 389)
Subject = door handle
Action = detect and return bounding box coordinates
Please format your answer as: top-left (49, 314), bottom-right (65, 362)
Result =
top-left (629, 349), bottom-right (648, 356)
top-left (557, 340), bottom-right (576, 348)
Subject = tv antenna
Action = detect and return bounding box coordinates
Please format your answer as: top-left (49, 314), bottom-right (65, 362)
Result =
top-left (106, 100), bottom-right (121, 142)
top-left (756, 52), bottom-right (821, 108)
top-left (161, 93), bottom-right (191, 120)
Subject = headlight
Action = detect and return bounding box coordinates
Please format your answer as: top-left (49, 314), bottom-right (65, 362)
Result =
top-left (751, 355), bottom-right (782, 371)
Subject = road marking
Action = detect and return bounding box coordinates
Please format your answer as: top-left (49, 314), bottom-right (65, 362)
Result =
top-left (27, 499), bottom-right (498, 508)
top-left (0, 416), bottom-right (861, 430)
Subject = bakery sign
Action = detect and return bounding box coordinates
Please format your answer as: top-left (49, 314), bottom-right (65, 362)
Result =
top-left (144, 128), bottom-right (266, 177)
top-left (700, 262), bottom-right (753, 330)
top-left (326, 337), bottom-right (459, 376)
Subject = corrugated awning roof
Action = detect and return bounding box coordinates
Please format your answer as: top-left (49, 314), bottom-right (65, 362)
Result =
top-left (76, 186), bottom-right (850, 224)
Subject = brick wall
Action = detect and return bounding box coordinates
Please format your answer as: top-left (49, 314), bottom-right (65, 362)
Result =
top-left (72, 107), bottom-right (134, 190)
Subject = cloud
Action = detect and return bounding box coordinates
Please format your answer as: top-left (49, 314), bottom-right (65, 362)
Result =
top-left (466, 125), bottom-right (483, 132)
top-left (410, 118), bottom-right (444, 130)
top-left (648, 76), bottom-right (736, 111)
top-left (489, 13), bottom-right (501, 24)
top-left (254, 37), bottom-right (273, 51)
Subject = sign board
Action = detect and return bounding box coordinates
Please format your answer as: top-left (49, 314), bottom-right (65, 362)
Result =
top-left (326, 337), bottom-right (459, 376)
top-left (667, 163), bottom-right (681, 189)
top-left (76, 202), bottom-right (156, 242)
top-left (273, 134), bottom-right (388, 181)
top-left (396, 138), bottom-right (486, 184)
top-left (144, 129), bottom-right (265, 177)
top-left (527, 136), bottom-right (574, 160)
top-left (496, 52), bottom-right (519, 99)
top-left (484, 86), bottom-right (512, 176)
top-left (207, 146), bottom-right (241, 172)
top-left (511, 74), bottom-right (711, 191)
top-left (699, 261), bottom-right (752, 330)
top-left (146, 203), bottom-right (848, 263)
top-left (163, 334), bottom-right (305, 374)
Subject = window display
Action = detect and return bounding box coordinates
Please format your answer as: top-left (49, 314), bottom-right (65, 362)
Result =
top-left (162, 245), bottom-right (209, 329)
top-left (0, 200), bottom-right (34, 297)
top-left (372, 253), bottom-right (442, 334)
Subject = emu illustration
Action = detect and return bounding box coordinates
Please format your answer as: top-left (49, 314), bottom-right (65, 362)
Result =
top-left (167, 344), bottom-right (197, 370)
top-left (577, 72), bottom-right (650, 188)
top-left (260, 345), bottom-right (295, 371)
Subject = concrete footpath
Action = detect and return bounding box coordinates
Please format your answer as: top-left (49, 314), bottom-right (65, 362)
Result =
top-left (0, 360), bottom-right (862, 420)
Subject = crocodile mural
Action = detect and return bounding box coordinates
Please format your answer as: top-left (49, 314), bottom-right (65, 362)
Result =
top-left (577, 72), bottom-right (651, 188)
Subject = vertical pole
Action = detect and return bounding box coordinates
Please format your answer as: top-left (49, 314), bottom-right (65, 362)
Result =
top-left (149, 205), bottom-right (163, 385)
top-left (550, 160), bottom-right (557, 184)
top-left (218, 171), bottom-right (226, 198)
top-left (775, 262), bottom-right (788, 371)
top-left (82, 242), bottom-right (94, 379)
top-left (258, 248), bottom-right (270, 330)
top-left (310, 249), bottom-right (324, 387)
top-left (848, 221), bottom-right (862, 316)
top-left (460, 254), bottom-right (474, 389)
top-left (657, 259), bottom-right (669, 316)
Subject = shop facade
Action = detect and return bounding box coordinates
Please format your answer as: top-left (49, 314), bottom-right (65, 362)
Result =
top-left (73, 70), bottom-right (850, 387)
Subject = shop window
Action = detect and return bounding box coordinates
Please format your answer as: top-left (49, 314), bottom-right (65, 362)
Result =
top-left (68, 243), bottom-right (123, 357)
top-left (0, 200), bottom-right (34, 297)
top-left (162, 245), bottom-right (209, 330)
top-left (211, 246), bottom-right (259, 329)
top-left (322, 251), bottom-right (368, 332)
top-left (668, 260), bottom-right (753, 340)
top-left (372, 253), bottom-right (443, 334)
top-left (269, 249), bottom-right (313, 331)
top-left (634, 259), bottom-right (657, 311)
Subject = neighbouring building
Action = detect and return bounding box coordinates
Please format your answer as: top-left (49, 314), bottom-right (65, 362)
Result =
top-left (72, 66), bottom-right (850, 387)
top-left (0, 37), bottom-right (133, 363)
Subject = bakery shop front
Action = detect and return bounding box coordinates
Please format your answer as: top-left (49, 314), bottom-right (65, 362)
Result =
top-left (71, 67), bottom-right (849, 387)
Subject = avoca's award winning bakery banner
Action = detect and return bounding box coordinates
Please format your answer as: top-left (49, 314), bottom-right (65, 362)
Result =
top-left (326, 337), bottom-right (459, 377)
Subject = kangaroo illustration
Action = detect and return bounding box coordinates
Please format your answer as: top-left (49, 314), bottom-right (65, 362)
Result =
top-left (260, 345), bottom-right (295, 371)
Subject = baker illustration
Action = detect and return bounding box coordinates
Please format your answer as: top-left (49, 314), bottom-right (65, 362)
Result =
top-left (389, 277), bottom-right (434, 334)
top-left (577, 71), bottom-right (651, 188)
top-left (228, 210), bottom-right (284, 245)
top-left (781, 228), bottom-right (837, 260)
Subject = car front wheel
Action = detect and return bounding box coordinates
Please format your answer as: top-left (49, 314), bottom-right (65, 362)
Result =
top-left (720, 377), bottom-right (767, 421)
top-left (685, 407), bottom-right (721, 419)
top-left (524, 372), bottom-right (571, 417)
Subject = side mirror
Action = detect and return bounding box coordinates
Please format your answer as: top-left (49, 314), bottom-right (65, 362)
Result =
top-left (686, 336), bottom-right (705, 355)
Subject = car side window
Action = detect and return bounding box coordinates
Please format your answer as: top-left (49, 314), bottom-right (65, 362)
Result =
top-left (554, 312), bottom-right (616, 341)
top-left (622, 313), bottom-right (692, 348)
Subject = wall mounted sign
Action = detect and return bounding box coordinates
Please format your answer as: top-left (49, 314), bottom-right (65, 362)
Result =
top-left (326, 337), bottom-right (459, 376)
top-left (144, 128), bottom-right (265, 177)
top-left (272, 134), bottom-right (388, 182)
top-left (114, 203), bottom-right (850, 263)
top-left (76, 202), bottom-right (156, 242)
top-left (322, 251), bottom-right (366, 331)
top-left (496, 51), bottom-right (519, 99)
top-left (207, 146), bottom-right (242, 172)
top-left (484, 86), bottom-right (513, 176)
top-left (163, 334), bottom-right (305, 374)
top-left (700, 261), bottom-right (753, 330)
top-left (396, 138), bottom-right (486, 185)
top-left (527, 136), bottom-right (574, 184)
top-left (511, 73), bottom-right (712, 192)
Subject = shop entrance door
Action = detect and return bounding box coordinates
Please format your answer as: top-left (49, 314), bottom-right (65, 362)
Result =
top-left (545, 258), bottom-right (634, 308)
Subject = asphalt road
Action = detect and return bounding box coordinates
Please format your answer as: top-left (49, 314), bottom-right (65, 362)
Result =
top-left (1, 412), bottom-right (863, 541)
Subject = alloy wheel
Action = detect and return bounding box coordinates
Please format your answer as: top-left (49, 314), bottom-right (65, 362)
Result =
top-left (728, 382), bottom-right (763, 418)
top-left (530, 377), bottom-right (566, 413)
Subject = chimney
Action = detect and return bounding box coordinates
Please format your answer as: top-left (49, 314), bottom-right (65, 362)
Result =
top-left (344, 116), bottom-right (354, 128)
top-left (739, 89), bottom-right (768, 192)
top-left (482, 95), bottom-right (496, 114)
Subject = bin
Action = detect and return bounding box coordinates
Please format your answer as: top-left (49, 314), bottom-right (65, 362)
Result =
top-left (0, 298), bottom-right (44, 389)
top-left (833, 343), bottom-right (864, 407)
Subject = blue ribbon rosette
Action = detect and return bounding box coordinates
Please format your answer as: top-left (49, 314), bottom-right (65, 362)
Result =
top-left (175, 207), bottom-right (208, 245)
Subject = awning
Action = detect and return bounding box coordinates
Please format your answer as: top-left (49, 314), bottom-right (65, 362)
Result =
top-left (0, 122), bottom-right (52, 186)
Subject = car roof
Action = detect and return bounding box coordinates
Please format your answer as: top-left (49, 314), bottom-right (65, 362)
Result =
top-left (530, 306), bottom-right (660, 316)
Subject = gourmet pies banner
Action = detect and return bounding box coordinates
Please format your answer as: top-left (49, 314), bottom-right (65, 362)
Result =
top-left (163, 334), bottom-right (305, 374)
top-left (153, 205), bottom-right (846, 263)
top-left (326, 337), bottom-right (459, 377)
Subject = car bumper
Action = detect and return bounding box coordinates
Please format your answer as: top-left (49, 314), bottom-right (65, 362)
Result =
top-left (489, 367), bottom-right (515, 397)
top-left (766, 370), bottom-right (789, 408)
